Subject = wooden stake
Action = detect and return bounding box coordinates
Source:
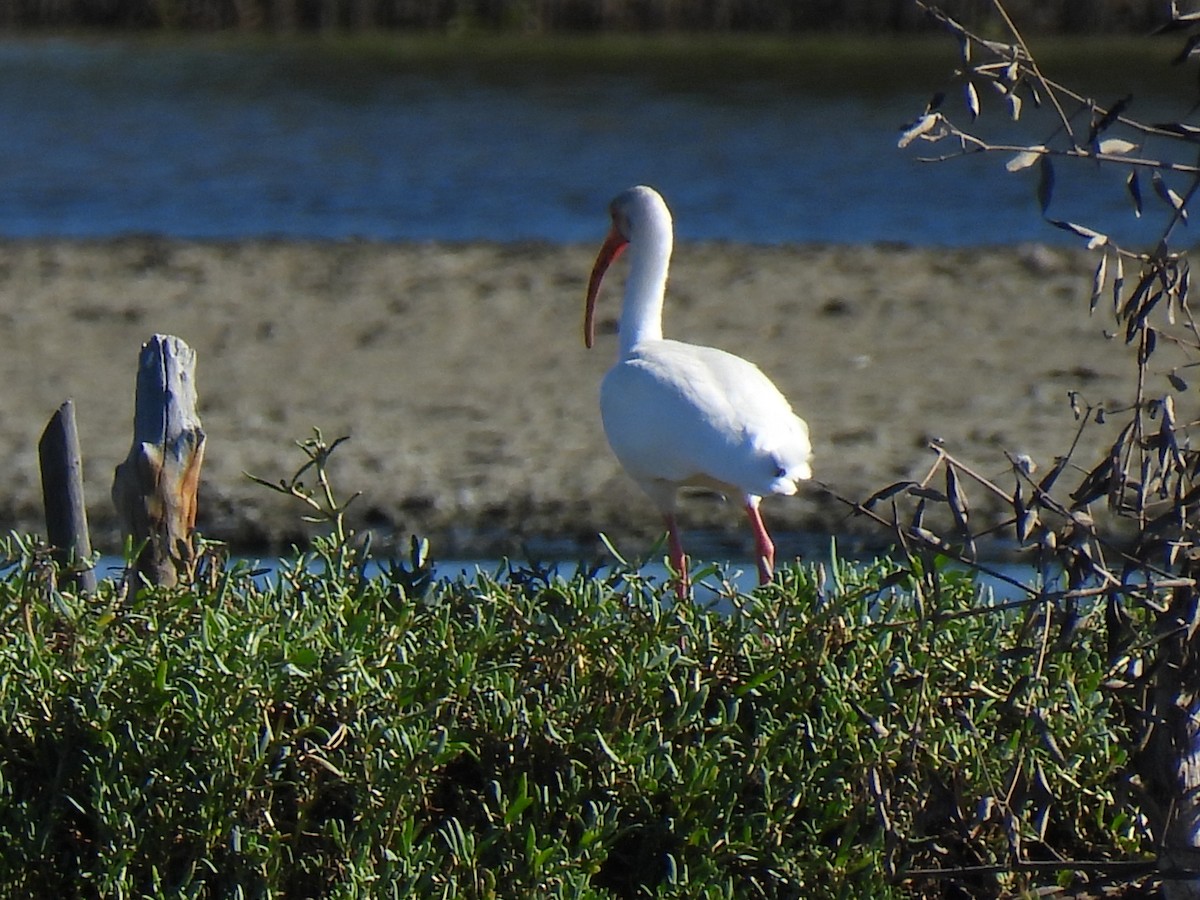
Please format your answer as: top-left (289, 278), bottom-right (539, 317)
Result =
top-left (38, 399), bottom-right (97, 594)
top-left (112, 335), bottom-right (205, 587)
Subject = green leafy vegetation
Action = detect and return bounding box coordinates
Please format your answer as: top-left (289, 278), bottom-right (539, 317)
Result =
top-left (0, 504), bottom-right (1148, 896)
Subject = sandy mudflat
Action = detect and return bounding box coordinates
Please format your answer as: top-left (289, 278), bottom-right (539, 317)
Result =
top-left (0, 237), bottom-right (1136, 562)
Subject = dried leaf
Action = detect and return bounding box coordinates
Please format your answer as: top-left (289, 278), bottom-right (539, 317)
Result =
top-left (1098, 137), bottom-right (1138, 155)
top-left (861, 480), bottom-right (918, 509)
top-left (1013, 480), bottom-right (1040, 543)
top-left (911, 498), bottom-right (926, 533)
top-left (909, 487), bottom-right (948, 502)
top-left (1152, 171), bottom-right (1189, 222)
top-left (1005, 146), bottom-right (1045, 172)
top-left (1040, 726), bottom-right (1067, 765)
top-left (1120, 268), bottom-right (1155, 320)
top-left (1034, 761), bottom-right (1053, 798)
top-left (1113, 254), bottom-right (1125, 314)
top-left (1169, 370), bottom-right (1189, 392)
top-left (1070, 455), bottom-right (1115, 508)
top-left (1126, 170), bottom-right (1143, 218)
top-left (965, 81), bottom-right (980, 120)
top-left (910, 525), bottom-right (947, 549)
top-left (1156, 121), bottom-right (1200, 142)
top-left (1157, 394), bottom-right (1178, 467)
top-left (1049, 218), bottom-right (1107, 249)
top-left (1037, 156), bottom-right (1055, 214)
top-left (1039, 456), bottom-right (1070, 493)
top-left (946, 466), bottom-right (970, 536)
top-left (1018, 506), bottom-right (1039, 544)
top-left (1075, 422), bottom-right (1128, 511)
top-left (898, 113), bottom-right (940, 149)
top-left (1090, 252), bottom-right (1108, 314)
top-left (1140, 326), bottom-right (1157, 364)
top-left (1126, 290), bottom-right (1163, 344)
top-left (876, 570), bottom-right (914, 591)
top-left (1006, 90), bottom-right (1022, 120)
top-left (1031, 800), bottom-right (1052, 842)
top-left (976, 795), bottom-right (997, 824)
top-left (1087, 95), bottom-right (1132, 143)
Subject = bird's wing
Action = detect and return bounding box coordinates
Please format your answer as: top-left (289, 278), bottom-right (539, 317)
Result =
top-left (600, 340), bottom-right (812, 498)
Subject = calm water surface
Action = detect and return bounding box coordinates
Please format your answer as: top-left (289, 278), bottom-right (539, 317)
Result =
top-left (86, 548), bottom-right (1035, 605)
top-left (0, 35), bottom-right (1192, 246)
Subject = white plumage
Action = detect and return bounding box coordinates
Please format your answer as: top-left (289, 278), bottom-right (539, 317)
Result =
top-left (585, 185), bottom-right (812, 596)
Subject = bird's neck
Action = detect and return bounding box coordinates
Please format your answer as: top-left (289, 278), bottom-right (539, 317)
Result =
top-left (618, 223), bottom-right (672, 358)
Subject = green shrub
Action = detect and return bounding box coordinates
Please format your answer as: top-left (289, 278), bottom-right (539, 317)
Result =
top-left (0, 533), bottom-right (1139, 898)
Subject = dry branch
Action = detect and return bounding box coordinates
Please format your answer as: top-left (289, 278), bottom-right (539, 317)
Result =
top-left (896, 2), bottom-right (1200, 893)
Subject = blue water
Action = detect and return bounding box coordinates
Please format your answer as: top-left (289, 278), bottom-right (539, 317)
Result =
top-left (84, 549), bottom-right (1036, 605)
top-left (0, 36), bottom-right (1188, 246)
top-left (85, 553), bottom-right (771, 603)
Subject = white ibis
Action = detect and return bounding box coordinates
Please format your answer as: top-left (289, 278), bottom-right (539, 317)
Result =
top-left (585, 185), bottom-right (813, 598)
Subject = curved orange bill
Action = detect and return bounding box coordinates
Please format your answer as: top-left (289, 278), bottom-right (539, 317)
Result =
top-left (584, 226), bottom-right (629, 348)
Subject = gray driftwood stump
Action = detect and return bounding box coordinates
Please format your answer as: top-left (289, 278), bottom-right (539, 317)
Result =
top-left (38, 399), bottom-right (97, 594)
top-left (112, 335), bottom-right (205, 587)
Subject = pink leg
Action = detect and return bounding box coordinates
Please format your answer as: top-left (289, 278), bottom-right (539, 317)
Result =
top-left (664, 513), bottom-right (690, 600)
top-left (745, 499), bottom-right (775, 585)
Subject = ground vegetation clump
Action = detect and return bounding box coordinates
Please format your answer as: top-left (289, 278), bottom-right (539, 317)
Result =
top-left (0, 515), bottom-right (1144, 897)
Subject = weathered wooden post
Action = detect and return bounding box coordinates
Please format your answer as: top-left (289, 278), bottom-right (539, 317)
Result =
top-left (111, 335), bottom-right (205, 588)
top-left (38, 399), bottom-right (97, 594)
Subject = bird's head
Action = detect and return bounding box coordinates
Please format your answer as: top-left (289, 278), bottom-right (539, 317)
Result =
top-left (584, 185), bottom-right (670, 348)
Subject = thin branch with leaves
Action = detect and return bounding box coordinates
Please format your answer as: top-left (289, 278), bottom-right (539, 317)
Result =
top-left (880, 0), bottom-right (1200, 893)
